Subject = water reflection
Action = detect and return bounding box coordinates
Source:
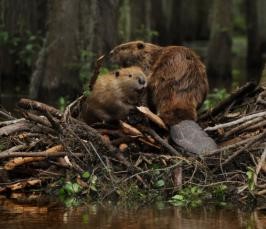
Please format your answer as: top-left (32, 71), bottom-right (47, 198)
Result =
top-left (0, 195), bottom-right (265, 229)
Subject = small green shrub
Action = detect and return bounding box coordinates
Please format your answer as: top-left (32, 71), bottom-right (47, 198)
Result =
top-left (202, 88), bottom-right (229, 111)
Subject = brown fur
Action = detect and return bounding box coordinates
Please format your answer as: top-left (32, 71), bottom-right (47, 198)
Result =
top-left (80, 66), bottom-right (147, 124)
top-left (110, 41), bottom-right (209, 126)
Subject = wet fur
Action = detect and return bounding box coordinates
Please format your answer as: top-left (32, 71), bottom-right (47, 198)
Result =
top-left (81, 66), bottom-right (147, 124)
top-left (110, 41), bottom-right (209, 126)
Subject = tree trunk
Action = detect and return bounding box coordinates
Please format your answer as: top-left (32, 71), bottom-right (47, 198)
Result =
top-left (30, 0), bottom-right (81, 104)
top-left (246, 0), bottom-right (266, 83)
top-left (29, 0), bottom-right (119, 105)
top-left (151, 0), bottom-right (182, 45)
top-left (207, 0), bottom-right (233, 90)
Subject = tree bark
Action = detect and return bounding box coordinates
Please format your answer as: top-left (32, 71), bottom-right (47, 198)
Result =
top-left (30, 0), bottom-right (120, 105)
top-left (246, 0), bottom-right (266, 83)
top-left (31, 0), bottom-right (81, 104)
top-left (207, 0), bottom-right (233, 90)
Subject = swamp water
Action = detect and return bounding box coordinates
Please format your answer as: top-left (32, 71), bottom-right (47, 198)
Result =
top-left (0, 196), bottom-right (265, 229)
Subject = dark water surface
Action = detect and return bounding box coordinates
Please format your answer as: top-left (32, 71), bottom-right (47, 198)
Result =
top-left (0, 196), bottom-right (265, 229)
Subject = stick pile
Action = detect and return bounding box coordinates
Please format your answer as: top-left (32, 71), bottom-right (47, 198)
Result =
top-left (0, 82), bottom-right (265, 203)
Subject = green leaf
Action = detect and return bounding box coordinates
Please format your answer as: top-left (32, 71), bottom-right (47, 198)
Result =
top-left (90, 184), bottom-right (97, 192)
top-left (155, 179), bottom-right (165, 188)
top-left (171, 194), bottom-right (184, 201)
top-left (82, 171), bottom-right (90, 179)
top-left (64, 182), bottom-right (82, 195)
top-left (25, 43), bottom-right (33, 51)
top-left (91, 175), bottom-right (97, 185)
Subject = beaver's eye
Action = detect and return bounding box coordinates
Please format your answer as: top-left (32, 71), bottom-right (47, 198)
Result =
top-left (137, 42), bottom-right (145, 49)
top-left (128, 74), bottom-right (132, 78)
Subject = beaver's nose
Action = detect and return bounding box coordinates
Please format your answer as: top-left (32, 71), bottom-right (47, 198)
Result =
top-left (138, 78), bottom-right (146, 85)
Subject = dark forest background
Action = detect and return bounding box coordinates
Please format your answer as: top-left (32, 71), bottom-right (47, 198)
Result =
top-left (0, 0), bottom-right (266, 109)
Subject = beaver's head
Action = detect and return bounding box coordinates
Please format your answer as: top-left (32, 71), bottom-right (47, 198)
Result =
top-left (113, 66), bottom-right (147, 102)
top-left (109, 41), bottom-right (160, 72)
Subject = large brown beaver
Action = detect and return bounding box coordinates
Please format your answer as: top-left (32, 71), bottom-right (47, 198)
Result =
top-left (109, 41), bottom-right (217, 154)
top-left (80, 66), bottom-right (147, 124)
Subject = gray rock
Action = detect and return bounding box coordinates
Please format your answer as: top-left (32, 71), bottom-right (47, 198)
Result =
top-left (170, 120), bottom-right (217, 155)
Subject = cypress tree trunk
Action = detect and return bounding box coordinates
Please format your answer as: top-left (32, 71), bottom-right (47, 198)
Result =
top-left (246, 0), bottom-right (266, 83)
top-left (207, 0), bottom-right (233, 90)
top-left (29, 0), bottom-right (120, 105)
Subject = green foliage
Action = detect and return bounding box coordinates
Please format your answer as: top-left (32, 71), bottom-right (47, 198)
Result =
top-left (233, 0), bottom-right (246, 35)
top-left (58, 172), bottom-right (98, 205)
top-left (155, 179), bottom-right (165, 188)
top-left (60, 196), bottom-right (81, 208)
top-left (134, 24), bottom-right (158, 41)
top-left (86, 172), bottom-right (98, 192)
top-left (0, 143), bottom-right (5, 152)
top-left (79, 50), bottom-right (95, 86)
top-left (169, 186), bottom-right (204, 208)
top-left (83, 89), bottom-right (91, 97)
top-left (246, 167), bottom-right (255, 192)
top-left (212, 184), bottom-right (228, 206)
top-left (60, 181), bottom-right (82, 196)
top-left (58, 96), bottom-right (70, 112)
top-left (99, 67), bottom-right (110, 76)
top-left (116, 183), bottom-right (148, 203)
top-left (0, 30), bottom-right (9, 44)
top-left (0, 28), bottom-right (43, 68)
top-left (202, 88), bottom-right (229, 111)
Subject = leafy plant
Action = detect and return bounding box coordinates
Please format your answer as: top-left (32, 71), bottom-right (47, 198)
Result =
top-left (82, 171), bottom-right (98, 192)
top-left (169, 186), bottom-right (204, 208)
top-left (212, 184), bottom-right (228, 206)
top-left (246, 167), bottom-right (255, 192)
top-left (60, 181), bottom-right (82, 196)
top-left (0, 29), bottom-right (43, 67)
top-left (79, 50), bottom-right (95, 84)
top-left (58, 96), bottom-right (70, 112)
top-left (202, 88), bottom-right (229, 111)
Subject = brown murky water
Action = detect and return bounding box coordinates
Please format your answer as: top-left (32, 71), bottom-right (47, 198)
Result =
top-left (0, 196), bottom-right (265, 229)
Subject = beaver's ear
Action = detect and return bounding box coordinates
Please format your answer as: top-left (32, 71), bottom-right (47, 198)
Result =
top-left (115, 71), bottom-right (120, 77)
top-left (137, 42), bottom-right (145, 49)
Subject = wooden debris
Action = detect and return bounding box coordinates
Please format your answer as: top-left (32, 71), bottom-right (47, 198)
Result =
top-left (137, 106), bottom-right (167, 129)
top-left (0, 83), bottom-right (265, 203)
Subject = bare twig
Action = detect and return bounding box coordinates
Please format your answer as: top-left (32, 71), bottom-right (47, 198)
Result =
top-left (0, 118), bottom-right (25, 127)
top-left (223, 117), bottom-right (263, 138)
top-left (205, 111), bottom-right (266, 131)
top-left (18, 98), bottom-right (62, 119)
top-left (205, 135), bottom-right (262, 156)
top-left (219, 131), bottom-right (266, 169)
top-left (63, 95), bottom-right (85, 123)
top-left (139, 126), bottom-right (182, 156)
top-left (89, 55), bottom-right (105, 91)
top-left (253, 146), bottom-right (266, 186)
top-left (0, 151), bottom-right (68, 159)
top-left (0, 120), bottom-right (33, 136)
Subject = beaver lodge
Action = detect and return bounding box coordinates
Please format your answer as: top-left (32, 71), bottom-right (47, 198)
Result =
top-left (0, 81), bottom-right (265, 208)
